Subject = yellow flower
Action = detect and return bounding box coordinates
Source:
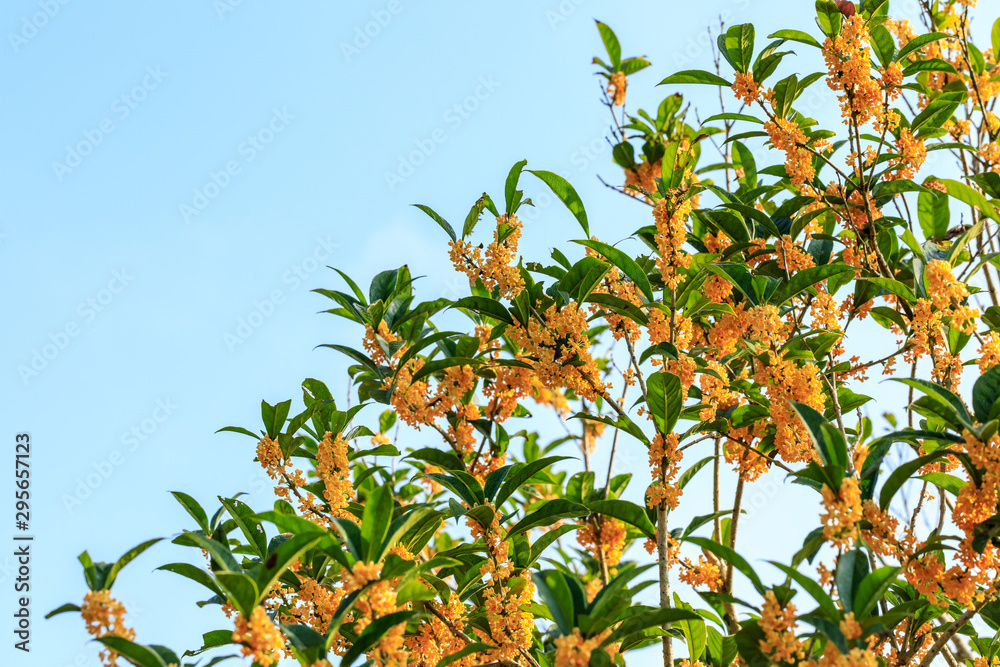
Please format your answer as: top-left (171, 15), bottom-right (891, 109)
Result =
top-left (232, 606), bottom-right (285, 667)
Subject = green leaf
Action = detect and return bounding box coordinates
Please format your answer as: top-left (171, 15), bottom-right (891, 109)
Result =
top-left (216, 572), bottom-right (259, 617)
top-left (937, 178), bottom-right (1000, 223)
top-left (870, 25), bottom-right (895, 67)
top-left (434, 643), bottom-right (493, 667)
top-left (835, 549), bottom-right (869, 614)
top-left (685, 536), bottom-right (765, 594)
top-left (181, 532), bottom-right (240, 572)
top-left (725, 23), bottom-right (755, 72)
top-left (770, 264), bottom-right (855, 305)
top-left (896, 32), bottom-right (948, 62)
top-left (462, 195), bottom-right (488, 238)
top-left (588, 499), bottom-right (656, 539)
top-left (452, 296), bottom-right (514, 325)
top-left (769, 561), bottom-right (839, 619)
top-left (595, 21), bottom-right (622, 69)
top-left (409, 357), bottom-right (481, 385)
top-left (257, 533), bottom-right (322, 604)
top-left (918, 190), bottom-right (949, 241)
top-left (573, 239), bottom-right (654, 302)
top-left (854, 566), bottom-right (901, 619)
top-left (220, 497), bottom-right (267, 558)
top-left (171, 492), bottom-right (210, 532)
top-left (412, 204), bottom-right (457, 242)
top-left (559, 256), bottom-right (611, 303)
top-left (341, 611), bottom-right (419, 667)
top-left (994, 17), bottom-right (1000, 62)
top-left (527, 524), bottom-right (579, 567)
top-left (362, 485), bottom-right (395, 562)
top-left (45, 603), bottom-right (82, 619)
top-left (973, 365), bottom-right (1000, 423)
top-left (768, 29), bottom-right (821, 48)
top-left (789, 401), bottom-right (847, 468)
top-left (878, 451), bottom-right (951, 510)
top-left (733, 142), bottom-right (757, 189)
top-left (892, 378), bottom-right (974, 429)
top-left (495, 456), bottom-right (574, 507)
top-left (917, 472), bottom-right (967, 497)
top-left (94, 638), bottom-right (167, 667)
top-left (659, 70), bottom-right (733, 87)
top-left (505, 159), bottom-right (528, 216)
top-left (527, 170), bottom-right (589, 237)
top-left (647, 371), bottom-right (683, 435)
top-left (106, 538), bottom-right (163, 590)
top-left (506, 499), bottom-right (588, 537)
top-left (533, 570), bottom-right (576, 634)
top-left (157, 562), bottom-right (225, 598)
top-left (261, 399), bottom-right (291, 439)
top-left (605, 607), bottom-right (702, 645)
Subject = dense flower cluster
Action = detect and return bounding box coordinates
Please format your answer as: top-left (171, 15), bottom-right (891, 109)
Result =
top-left (450, 215), bottom-right (525, 299)
top-left (232, 606), bottom-right (286, 667)
top-left (316, 431), bottom-right (355, 519)
top-left (81, 590), bottom-right (136, 667)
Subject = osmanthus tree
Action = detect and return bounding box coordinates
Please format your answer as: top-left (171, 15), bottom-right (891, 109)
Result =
top-left (47, 1), bottom-right (1000, 666)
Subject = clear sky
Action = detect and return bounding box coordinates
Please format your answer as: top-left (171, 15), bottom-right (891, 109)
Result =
top-left (2, 1), bottom-right (989, 665)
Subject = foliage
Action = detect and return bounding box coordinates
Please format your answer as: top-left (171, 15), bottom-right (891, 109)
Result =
top-left (51, 1), bottom-right (1000, 666)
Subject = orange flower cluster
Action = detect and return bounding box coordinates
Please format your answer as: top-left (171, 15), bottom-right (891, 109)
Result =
top-left (652, 197), bottom-right (693, 289)
top-left (820, 477), bottom-right (862, 547)
top-left (405, 594), bottom-right (477, 667)
top-left (776, 235), bottom-right (816, 272)
top-left (232, 606), bottom-right (286, 667)
top-left (885, 128), bottom-right (926, 181)
top-left (764, 118), bottom-right (814, 186)
top-left (343, 561), bottom-right (410, 667)
top-left (390, 357), bottom-right (477, 430)
top-left (955, 432), bottom-right (1000, 539)
top-left (553, 628), bottom-right (616, 667)
top-left (679, 554), bottom-right (724, 591)
top-left (317, 431), bottom-right (356, 520)
top-left (623, 160), bottom-right (662, 200)
top-left (822, 15), bottom-right (884, 127)
top-left (590, 260), bottom-right (644, 342)
top-left (468, 507), bottom-right (535, 661)
top-left (747, 305), bottom-right (824, 463)
top-left (449, 215), bottom-right (525, 299)
top-left (279, 575), bottom-right (345, 634)
top-left (364, 321), bottom-right (399, 365)
top-left (81, 590), bottom-right (136, 667)
top-left (979, 332), bottom-right (1000, 371)
top-left (576, 515), bottom-right (627, 567)
top-left (732, 71), bottom-right (761, 105)
top-left (906, 261), bottom-right (975, 387)
top-left (608, 71), bottom-right (627, 106)
top-left (256, 435), bottom-right (325, 523)
top-left (508, 302), bottom-right (605, 401)
top-left (758, 591), bottom-right (805, 663)
top-left (647, 432), bottom-right (682, 509)
top-left (862, 500), bottom-right (912, 560)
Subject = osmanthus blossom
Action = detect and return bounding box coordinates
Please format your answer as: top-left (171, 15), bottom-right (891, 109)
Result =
top-left (49, 3), bottom-right (1000, 666)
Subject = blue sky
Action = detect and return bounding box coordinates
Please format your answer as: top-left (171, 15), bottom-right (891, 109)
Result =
top-left (2, 0), bottom-right (987, 665)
